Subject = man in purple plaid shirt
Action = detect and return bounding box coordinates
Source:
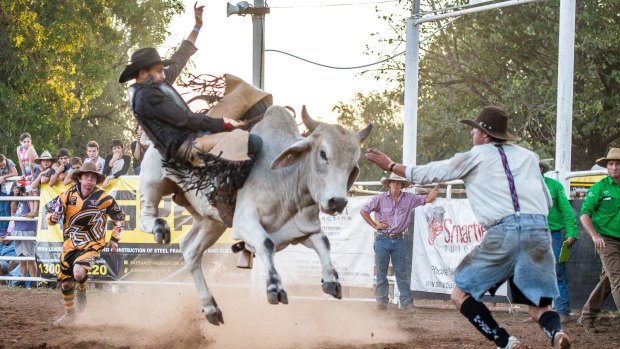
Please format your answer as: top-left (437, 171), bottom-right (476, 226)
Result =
top-left (361, 173), bottom-right (439, 310)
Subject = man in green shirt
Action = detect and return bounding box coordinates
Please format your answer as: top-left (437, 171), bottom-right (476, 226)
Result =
top-left (578, 148), bottom-right (620, 331)
top-left (540, 161), bottom-right (578, 323)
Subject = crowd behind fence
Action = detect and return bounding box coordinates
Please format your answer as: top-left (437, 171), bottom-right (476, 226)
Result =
top-left (0, 169), bottom-right (607, 289)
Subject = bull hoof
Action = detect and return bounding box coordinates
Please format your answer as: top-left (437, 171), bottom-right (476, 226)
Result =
top-left (322, 281), bottom-right (342, 299)
top-left (267, 289), bottom-right (288, 305)
top-left (202, 308), bottom-right (224, 326)
top-left (153, 218), bottom-right (170, 245)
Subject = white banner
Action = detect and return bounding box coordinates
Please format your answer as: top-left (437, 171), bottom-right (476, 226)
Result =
top-left (411, 198), bottom-right (506, 296)
top-left (254, 196), bottom-right (375, 288)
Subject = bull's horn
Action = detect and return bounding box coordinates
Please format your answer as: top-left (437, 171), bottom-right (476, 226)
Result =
top-left (301, 105), bottom-right (318, 132)
top-left (357, 123), bottom-right (373, 143)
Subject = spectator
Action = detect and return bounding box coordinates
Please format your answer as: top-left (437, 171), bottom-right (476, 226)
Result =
top-left (0, 154), bottom-right (18, 238)
top-left (30, 150), bottom-right (57, 215)
top-left (0, 237), bottom-right (19, 287)
top-left (16, 133), bottom-right (38, 213)
top-left (360, 173), bottom-right (439, 310)
top-left (102, 139), bottom-right (131, 187)
top-left (83, 141), bottom-right (105, 174)
top-left (49, 148), bottom-right (71, 186)
top-left (578, 148), bottom-right (620, 331)
top-left (10, 184), bottom-right (38, 288)
top-left (130, 124), bottom-right (149, 175)
top-left (62, 157), bottom-right (83, 186)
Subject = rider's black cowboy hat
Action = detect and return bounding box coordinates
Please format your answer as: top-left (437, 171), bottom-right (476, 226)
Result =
top-left (118, 48), bottom-right (176, 83)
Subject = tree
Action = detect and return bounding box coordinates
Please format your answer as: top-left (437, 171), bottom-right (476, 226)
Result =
top-left (347, 0), bottom-right (620, 171)
top-left (334, 89), bottom-right (404, 182)
top-left (0, 0), bottom-right (183, 166)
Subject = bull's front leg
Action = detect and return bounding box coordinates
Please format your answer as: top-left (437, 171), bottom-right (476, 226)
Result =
top-left (301, 232), bottom-right (342, 299)
top-left (233, 220), bottom-right (288, 305)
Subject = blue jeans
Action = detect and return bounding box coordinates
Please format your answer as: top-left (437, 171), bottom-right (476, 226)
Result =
top-left (551, 230), bottom-right (570, 315)
top-left (0, 190), bottom-right (10, 236)
top-left (374, 235), bottom-right (412, 307)
top-left (455, 214), bottom-right (558, 304)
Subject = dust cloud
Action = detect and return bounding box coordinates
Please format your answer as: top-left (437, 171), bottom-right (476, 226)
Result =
top-left (69, 284), bottom-right (407, 349)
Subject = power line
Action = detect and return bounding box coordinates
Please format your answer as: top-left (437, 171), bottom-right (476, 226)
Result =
top-left (265, 49), bottom-right (404, 70)
top-left (270, 0), bottom-right (398, 9)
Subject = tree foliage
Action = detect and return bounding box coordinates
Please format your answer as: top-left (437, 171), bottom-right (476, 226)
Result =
top-left (0, 0), bottom-right (183, 165)
top-left (335, 89), bottom-right (404, 181)
top-left (339, 0), bottom-right (620, 172)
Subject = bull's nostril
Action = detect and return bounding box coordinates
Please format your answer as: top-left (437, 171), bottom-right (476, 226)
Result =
top-left (328, 198), bottom-right (348, 212)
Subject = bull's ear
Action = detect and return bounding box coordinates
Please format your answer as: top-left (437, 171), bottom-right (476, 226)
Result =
top-left (271, 138), bottom-right (313, 170)
top-left (347, 166), bottom-right (360, 191)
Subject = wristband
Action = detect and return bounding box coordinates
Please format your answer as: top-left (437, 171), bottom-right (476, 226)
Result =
top-left (389, 162), bottom-right (396, 172)
top-left (192, 26), bottom-right (201, 33)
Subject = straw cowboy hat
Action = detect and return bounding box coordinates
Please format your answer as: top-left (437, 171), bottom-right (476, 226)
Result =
top-left (380, 173), bottom-right (411, 187)
top-left (206, 74), bottom-right (272, 121)
top-left (34, 150), bottom-right (57, 165)
top-left (118, 48), bottom-right (175, 83)
top-left (596, 148), bottom-right (620, 167)
top-left (71, 162), bottom-right (105, 184)
top-left (460, 106), bottom-right (520, 141)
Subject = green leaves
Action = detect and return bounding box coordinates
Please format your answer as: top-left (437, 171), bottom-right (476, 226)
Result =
top-left (0, 0), bottom-right (183, 163)
top-left (352, 0), bottom-right (620, 171)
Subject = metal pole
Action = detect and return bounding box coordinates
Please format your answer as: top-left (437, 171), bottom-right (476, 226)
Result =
top-left (403, 1), bottom-right (421, 165)
top-left (414, 0), bottom-right (543, 25)
top-left (252, 0), bottom-right (266, 89)
top-left (555, 0), bottom-right (576, 195)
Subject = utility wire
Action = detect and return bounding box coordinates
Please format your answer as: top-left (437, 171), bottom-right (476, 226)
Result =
top-left (265, 49), bottom-right (404, 70)
top-left (264, 18), bottom-right (457, 70)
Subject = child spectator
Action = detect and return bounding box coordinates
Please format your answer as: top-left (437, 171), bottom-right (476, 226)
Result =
top-left (62, 157), bottom-right (83, 186)
top-left (130, 125), bottom-right (149, 175)
top-left (49, 148), bottom-right (71, 186)
top-left (16, 133), bottom-right (38, 213)
top-left (84, 141), bottom-right (105, 174)
top-left (11, 184), bottom-right (38, 288)
top-left (102, 140), bottom-right (131, 187)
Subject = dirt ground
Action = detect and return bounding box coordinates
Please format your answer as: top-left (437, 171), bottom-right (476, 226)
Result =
top-left (1, 285), bottom-right (619, 349)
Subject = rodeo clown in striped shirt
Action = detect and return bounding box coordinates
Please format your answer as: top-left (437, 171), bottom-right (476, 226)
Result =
top-left (46, 162), bottom-right (125, 327)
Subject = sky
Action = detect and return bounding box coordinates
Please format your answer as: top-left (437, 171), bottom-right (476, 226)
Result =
top-left (163, 0), bottom-right (409, 122)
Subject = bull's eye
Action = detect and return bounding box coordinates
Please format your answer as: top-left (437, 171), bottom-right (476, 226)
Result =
top-left (320, 150), bottom-right (327, 161)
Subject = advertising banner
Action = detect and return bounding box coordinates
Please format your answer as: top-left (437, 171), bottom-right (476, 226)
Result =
top-left (35, 177), bottom-right (248, 284)
top-left (410, 198), bottom-right (506, 296)
top-left (254, 196), bottom-right (375, 288)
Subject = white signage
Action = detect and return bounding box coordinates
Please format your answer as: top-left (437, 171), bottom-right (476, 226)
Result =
top-left (254, 196), bottom-right (375, 288)
top-left (411, 198), bottom-right (507, 296)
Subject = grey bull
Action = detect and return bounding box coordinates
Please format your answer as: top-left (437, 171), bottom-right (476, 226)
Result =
top-left (138, 105), bottom-right (372, 325)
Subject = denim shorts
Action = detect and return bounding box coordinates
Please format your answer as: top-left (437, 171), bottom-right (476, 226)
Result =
top-left (454, 214), bottom-right (559, 305)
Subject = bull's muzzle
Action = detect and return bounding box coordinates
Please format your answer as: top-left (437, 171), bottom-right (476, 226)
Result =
top-left (328, 197), bottom-right (348, 213)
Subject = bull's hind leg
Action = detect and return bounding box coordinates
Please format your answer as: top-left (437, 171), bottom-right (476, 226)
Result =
top-left (301, 232), bottom-right (342, 299)
top-left (180, 217), bottom-right (227, 325)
